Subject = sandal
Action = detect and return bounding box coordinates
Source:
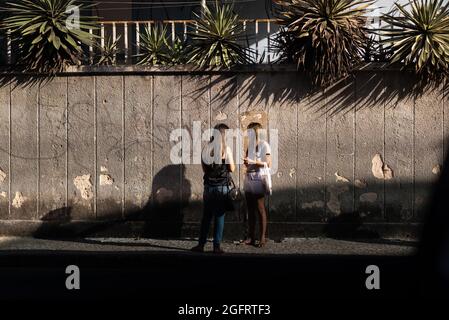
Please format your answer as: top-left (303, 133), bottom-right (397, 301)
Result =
top-left (257, 239), bottom-right (267, 248)
top-left (243, 238), bottom-right (256, 246)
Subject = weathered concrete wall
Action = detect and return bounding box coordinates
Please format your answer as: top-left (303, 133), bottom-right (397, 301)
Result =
top-left (0, 68), bottom-right (446, 239)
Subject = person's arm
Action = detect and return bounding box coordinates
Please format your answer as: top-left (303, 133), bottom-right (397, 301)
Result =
top-left (201, 144), bottom-right (209, 173)
top-left (243, 155), bottom-right (271, 168)
top-left (225, 147), bottom-right (236, 173)
top-left (243, 142), bottom-right (272, 168)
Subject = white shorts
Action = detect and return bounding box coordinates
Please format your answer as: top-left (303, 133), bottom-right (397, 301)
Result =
top-left (244, 172), bottom-right (265, 195)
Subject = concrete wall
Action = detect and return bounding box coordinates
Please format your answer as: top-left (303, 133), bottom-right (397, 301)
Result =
top-left (0, 67), bottom-right (446, 239)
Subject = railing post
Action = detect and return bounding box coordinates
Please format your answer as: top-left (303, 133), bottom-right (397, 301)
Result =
top-left (112, 22), bottom-right (117, 61)
top-left (124, 22), bottom-right (128, 63)
top-left (100, 23), bottom-right (105, 51)
top-left (267, 20), bottom-right (271, 64)
top-left (171, 21), bottom-right (176, 42)
top-left (89, 28), bottom-right (94, 64)
top-left (255, 20), bottom-right (259, 62)
top-left (183, 22), bottom-right (187, 41)
top-left (136, 22), bottom-right (140, 57)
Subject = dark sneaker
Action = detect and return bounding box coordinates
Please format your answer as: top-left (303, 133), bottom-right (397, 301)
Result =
top-left (213, 246), bottom-right (225, 254)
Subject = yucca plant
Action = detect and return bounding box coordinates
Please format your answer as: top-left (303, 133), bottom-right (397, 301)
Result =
top-left (97, 35), bottom-right (121, 66)
top-left (170, 36), bottom-right (187, 65)
top-left (363, 35), bottom-right (391, 62)
top-left (2, 0), bottom-right (97, 74)
top-left (271, 28), bottom-right (302, 64)
top-left (275, 0), bottom-right (373, 87)
top-left (187, 2), bottom-right (253, 68)
top-left (380, 0), bottom-right (449, 79)
top-left (137, 23), bottom-right (171, 66)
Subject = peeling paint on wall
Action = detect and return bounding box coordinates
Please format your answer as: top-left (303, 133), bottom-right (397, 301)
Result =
top-left (12, 192), bottom-right (26, 208)
top-left (359, 192), bottom-right (377, 203)
top-left (0, 191), bottom-right (6, 199)
top-left (74, 175), bottom-right (93, 200)
top-left (289, 168), bottom-right (296, 178)
top-left (215, 111), bottom-right (228, 121)
top-left (372, 153), bottom-right (394, 180)
top-left (335, 172), bottom-right (350, 183)
top-left (354, 179), bottom-right (367, 189)
top-left (0, 168), bottom-right (6, 184)
top-left (99, 166), bottom-right (115, 186)
top-left (432, 165), bottom-right (441, 175)
top-left (100, 174), bottom-right (114, 186)
top-left (301, 200), bottom-right (325, 209)
top-left (327, 184), bottom-right (349, 215)
top-left (240, 111), bottom-right (268, 131)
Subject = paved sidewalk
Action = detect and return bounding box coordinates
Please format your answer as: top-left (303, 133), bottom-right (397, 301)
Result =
top-left (0, 236), bottom-right (417, 256)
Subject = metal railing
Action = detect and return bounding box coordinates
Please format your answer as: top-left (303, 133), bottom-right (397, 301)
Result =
top-left (94, 18), bottom-right (280, 64)
top-left (1, 16), bottom-right (388, 66)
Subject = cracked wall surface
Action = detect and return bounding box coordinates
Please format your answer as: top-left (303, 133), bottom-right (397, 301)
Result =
top-left (0, 71), bottom-right (446, 227)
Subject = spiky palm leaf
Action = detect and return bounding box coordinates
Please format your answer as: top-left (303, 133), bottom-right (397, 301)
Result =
top-left (187, 2), bottom-right (253, 68)
top-left (380, 0), bottom-right (449, 78)
top-left (97, 35), bottom-right (121, 66)
top-left (275, 0), bottom-right (373, 87)
top-left (2, 0), bottom-right (97, 74)
top-left (137, 23), bottom-right (171, 66)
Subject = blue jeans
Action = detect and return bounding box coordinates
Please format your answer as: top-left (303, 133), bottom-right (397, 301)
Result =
top-left (198, 185), bottom-right (229, 246)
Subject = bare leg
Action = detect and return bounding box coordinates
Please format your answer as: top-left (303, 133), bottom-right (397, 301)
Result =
top-left (245, 192), bottom-right (256, 245)
top-left (257, 196), bottom-right (267, 247)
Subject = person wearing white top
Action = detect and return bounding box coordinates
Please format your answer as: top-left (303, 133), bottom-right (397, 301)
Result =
top-left (243, 122), bottom-right (272, 248)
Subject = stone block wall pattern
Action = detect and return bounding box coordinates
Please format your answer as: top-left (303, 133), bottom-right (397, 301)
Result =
top-left (0, 67), bottom-right (446, 239)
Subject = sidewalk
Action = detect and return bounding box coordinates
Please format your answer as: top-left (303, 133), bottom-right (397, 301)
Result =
top-left (0, 236), bottom-right (421, 300)
top-left (0, 236), bottom-right (417, 256)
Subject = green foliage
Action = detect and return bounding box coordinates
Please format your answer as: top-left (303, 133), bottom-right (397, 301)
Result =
top-left (275, 0), bottom-right (373, 87)
top-left (272, 28), bottom-right (302, 64)
top-left (137, 24), bottom-right (188, 66)
top-left (170, 36), bottom-right (187, 64)
top-left (97, 35), bottom-right (121, 66)
top-left (362, 35), bottom-right (391, 62)
top-left (2, 0), bottom-right (97, 73)
top-left (187, 2), bottom-right (253, 68)
top-left (137, 23), bottom-right (171, 65)
top-left (381, 0), bottom-right (449, 79)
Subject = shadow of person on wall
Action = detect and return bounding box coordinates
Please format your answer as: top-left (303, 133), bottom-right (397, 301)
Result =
top-left (32, 165), bottom-right (192, 241)
top-left (141, 164), bottom-right (191, 239)
top-left (323, 212), bottom-right (379, 239)
top-left (33, 207), bottom-right (72, 238)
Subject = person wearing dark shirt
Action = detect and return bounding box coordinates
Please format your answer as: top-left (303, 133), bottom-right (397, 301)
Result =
top-left (191, 124), bottom-right (236, 254)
